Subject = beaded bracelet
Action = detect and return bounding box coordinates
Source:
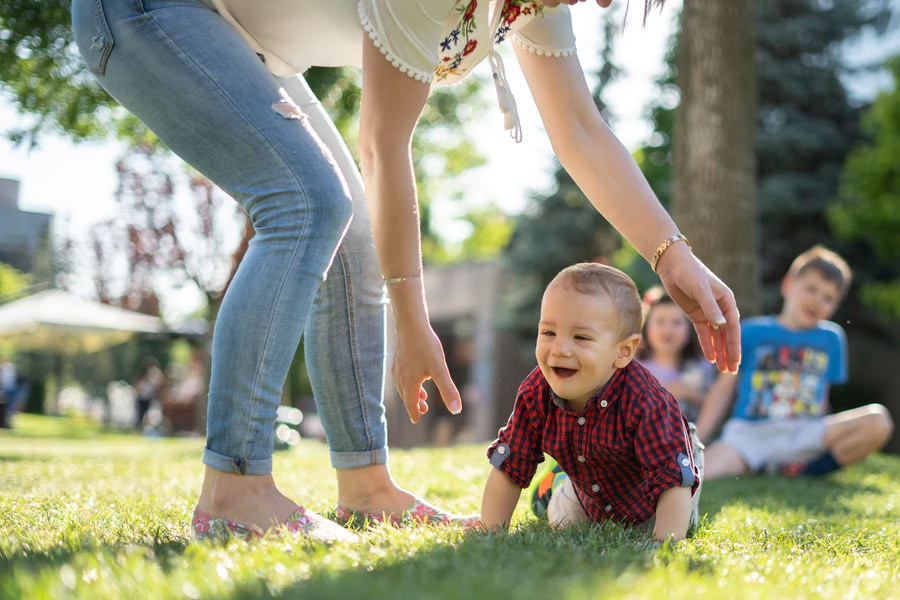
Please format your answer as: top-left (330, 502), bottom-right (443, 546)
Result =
top-left (384, 274), bottom-right (422, 285)
top-left (650, 234), bottom-right (691, 273)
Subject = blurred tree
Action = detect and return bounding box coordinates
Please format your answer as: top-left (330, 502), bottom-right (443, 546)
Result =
top-left (0, 1), bottom-right (490, 263)
top-left (0, 0), bottom-right (144, 146)
top-left (672, 0), bottom-right (758, 314)
top-left (830, 56), bottom-right (900, 319)
top-left (754, 0), bottom-right (892, 313)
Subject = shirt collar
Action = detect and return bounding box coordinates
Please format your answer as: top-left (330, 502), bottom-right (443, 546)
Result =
top-left (548, 368), bottom-right (624, 411)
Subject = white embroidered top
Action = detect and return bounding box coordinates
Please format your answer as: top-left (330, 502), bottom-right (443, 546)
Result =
top-left (201, 0), bottom-right (577, 140)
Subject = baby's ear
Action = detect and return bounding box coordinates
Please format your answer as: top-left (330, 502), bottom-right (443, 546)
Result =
top-left (614, 334), bottom-right (642, 368)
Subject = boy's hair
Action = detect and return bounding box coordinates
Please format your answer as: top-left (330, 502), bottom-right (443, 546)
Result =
top-left (549, 262), bottom-right (642, 339)
top-left (786, 246), bottom-right (852, 298)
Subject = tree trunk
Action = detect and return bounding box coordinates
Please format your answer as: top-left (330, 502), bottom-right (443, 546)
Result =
top-left (672, 0), bottom-right (759, 315)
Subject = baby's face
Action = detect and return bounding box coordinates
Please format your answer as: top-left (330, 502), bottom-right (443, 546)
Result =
top-left (535, 283), bottom-right (624, 405)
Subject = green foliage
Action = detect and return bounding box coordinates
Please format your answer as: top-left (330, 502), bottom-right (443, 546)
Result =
top-left (754, 0), bottom-right (893, 313)
top-left (0, 0), bottom-right (149, 146)
top-left (0, 261), bottom-right (30, 301)
top-left (829, 57), bottom-right (900, 317)
top-left (0, 1), bottom-right (493, 263)
top-left (2, 414), bottom-right (900, 599)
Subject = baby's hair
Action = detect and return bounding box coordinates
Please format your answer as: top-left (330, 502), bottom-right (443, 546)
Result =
top-left (548, 262), bottom-right (641, 339)
top-left (786, 246), bottom-right (852, 298)
top-left (636, 286), bottom-right (701, 366)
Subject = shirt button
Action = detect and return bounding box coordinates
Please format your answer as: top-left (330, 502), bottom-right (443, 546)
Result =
top-left (577, 417), bottom-right (586, 425)
top-left (497, 446), bottom-right (506, 455)
top-left (591, 484), bottom-right (600, 492)
top-left (577, 455), bottom-right (586, 463)
top-left (681, 457), bottom-right (690, 466)
top-left (604, 505), bottom-right (612, 512)
top-left (600, 400), bottom-right (608, 408)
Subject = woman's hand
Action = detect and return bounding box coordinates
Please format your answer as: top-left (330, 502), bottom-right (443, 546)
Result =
top-left (655, 243), bottom-right (741, 373)
top-left (392, 322), bottom-right (462, 424)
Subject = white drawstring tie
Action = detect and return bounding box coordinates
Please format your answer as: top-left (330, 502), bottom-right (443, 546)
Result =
top-left (488, 48), bottom-right (522, 143)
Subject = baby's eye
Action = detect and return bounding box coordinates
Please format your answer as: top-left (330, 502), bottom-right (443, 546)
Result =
top-left (540, 330), bottom-right (555, 337)
top-left (575, 335), bottom-right (591, 341)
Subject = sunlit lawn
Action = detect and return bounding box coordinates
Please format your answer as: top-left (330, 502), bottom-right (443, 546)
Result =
top-left (1, 414), bottom-right (899, 600)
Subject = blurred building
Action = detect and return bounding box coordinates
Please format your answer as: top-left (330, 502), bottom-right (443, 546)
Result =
top-left (0, 178), bottom-right (53, 274)
top-left (384, 261), bottom-right (533, 448)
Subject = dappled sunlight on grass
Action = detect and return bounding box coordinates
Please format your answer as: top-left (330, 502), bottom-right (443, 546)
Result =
top-left (1, 415), bottom-right (899, 599)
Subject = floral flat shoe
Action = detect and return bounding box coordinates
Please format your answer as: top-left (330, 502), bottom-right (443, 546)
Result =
top-left (334, 498), bottom-right (480, 529)
top-left (192, 506), bottom-right (358, 543)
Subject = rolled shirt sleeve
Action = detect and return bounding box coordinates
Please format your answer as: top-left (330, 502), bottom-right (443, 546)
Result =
top-left (487, 380), bottom-right (545, 488)
top-left (631, 391), bottom-right (701, 506)
top-left (358, 0), bottom-right (460, 83)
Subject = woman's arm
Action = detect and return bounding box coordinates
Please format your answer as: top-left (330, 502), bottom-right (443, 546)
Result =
top-left (359, 37), bottom-right (461, 423)
top-left (480, 468), bottom-right (522, 532)
top-left (513, 47), bottom-right (740, 373)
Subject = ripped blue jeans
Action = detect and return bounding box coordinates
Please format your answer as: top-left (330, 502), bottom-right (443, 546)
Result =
top-left (72, 0), bottom-right (388, 473)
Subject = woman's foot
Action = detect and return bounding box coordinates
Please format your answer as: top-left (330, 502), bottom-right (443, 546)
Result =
top-left (335, 464), bottom-right (477, 527)
top-left (194, 467), bottom-right (357, 543)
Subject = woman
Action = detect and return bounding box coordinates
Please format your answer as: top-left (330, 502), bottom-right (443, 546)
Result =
top-left (71, 0), bottom-right (740, 541)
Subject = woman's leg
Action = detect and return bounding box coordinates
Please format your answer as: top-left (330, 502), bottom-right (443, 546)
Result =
top-left (72, 0), bottom-right (353, 531)
top-left (277, 76), bottom-right (419, 516)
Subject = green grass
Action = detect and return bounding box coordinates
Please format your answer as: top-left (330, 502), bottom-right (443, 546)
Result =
top-left (2, 414), bottom-right (899, 600)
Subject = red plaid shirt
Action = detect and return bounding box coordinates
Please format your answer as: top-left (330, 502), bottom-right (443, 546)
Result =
top-left (487, 361), bottom-right (699, 525)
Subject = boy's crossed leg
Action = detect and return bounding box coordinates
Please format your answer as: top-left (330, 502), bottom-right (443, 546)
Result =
top-left (704, 403), bottom-right (894, 480)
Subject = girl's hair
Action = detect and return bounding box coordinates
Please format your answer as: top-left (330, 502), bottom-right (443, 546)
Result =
top-left (636, 286), bottom-right (701, 366)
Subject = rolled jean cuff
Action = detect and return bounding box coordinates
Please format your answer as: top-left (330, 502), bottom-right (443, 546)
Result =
top-left (203, 446), bottom-right (273, 475)
top-left (330, 447), bottom-right (389, 470)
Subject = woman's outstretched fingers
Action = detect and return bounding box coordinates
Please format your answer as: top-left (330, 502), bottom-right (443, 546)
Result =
top-left (433, 367), bottom-right (462, 416)
top-left (721, 292), bottom-right (742, 373)
top-left (693, 320), bottom-right (717, 364)
top-left (418, 387), bottom-right (429, 415)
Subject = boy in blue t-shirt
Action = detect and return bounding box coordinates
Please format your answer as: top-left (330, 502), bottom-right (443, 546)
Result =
top-left (697, 246), bottom-right (894, 479)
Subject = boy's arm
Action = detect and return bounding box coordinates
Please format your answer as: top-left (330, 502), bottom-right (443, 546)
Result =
top-left (652, 485), bottom-right (692, 542)
top-left (480, 468), bottom-right (523, 532)
top-left (694, 371), bottom-right (738, 444)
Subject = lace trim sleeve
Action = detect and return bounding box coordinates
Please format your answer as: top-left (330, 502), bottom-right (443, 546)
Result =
top-left (357, 1), bottom-right (436, 83)
top-left (512, 36), bottom-right (576, 57)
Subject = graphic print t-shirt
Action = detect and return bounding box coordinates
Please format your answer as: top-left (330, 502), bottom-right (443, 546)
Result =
top-left (732, 316), bottom-right (847, 420)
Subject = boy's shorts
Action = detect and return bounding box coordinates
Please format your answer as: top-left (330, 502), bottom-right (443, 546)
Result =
top-left (719, 417), bottom-right (827, 472)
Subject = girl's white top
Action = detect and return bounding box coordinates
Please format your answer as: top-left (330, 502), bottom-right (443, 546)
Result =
top-left (201, 0), bottom-right (577, 140)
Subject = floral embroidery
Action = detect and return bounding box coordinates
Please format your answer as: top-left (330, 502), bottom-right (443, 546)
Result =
top-left (192, 507), bottom-right (316, 543)
top-left (435, 0), bottom-right (545, 82)
top-left (495, 0), bottom-right (543, 45)
top-left (436, 0), bottom-right (479, 81)
top-left (192, 509), bottom-right (259, 542)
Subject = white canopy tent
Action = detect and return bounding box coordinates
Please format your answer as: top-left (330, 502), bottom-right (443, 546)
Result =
top-left (0, 289), bottom-right (170, 416)
top-left (0, 289), bottom-right (166, 354)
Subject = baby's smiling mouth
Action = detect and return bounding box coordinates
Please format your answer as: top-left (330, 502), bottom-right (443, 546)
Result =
top-left (552, 366), bottom-right (578, 378)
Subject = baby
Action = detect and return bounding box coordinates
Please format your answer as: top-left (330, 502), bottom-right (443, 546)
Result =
top-left (479, 262), bottom-right (701, 541)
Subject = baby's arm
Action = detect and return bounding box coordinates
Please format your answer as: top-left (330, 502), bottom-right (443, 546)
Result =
top-left (479, 468), bottom-right (523, 532)
top-left (652, 486), bottom-right (692, 542)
